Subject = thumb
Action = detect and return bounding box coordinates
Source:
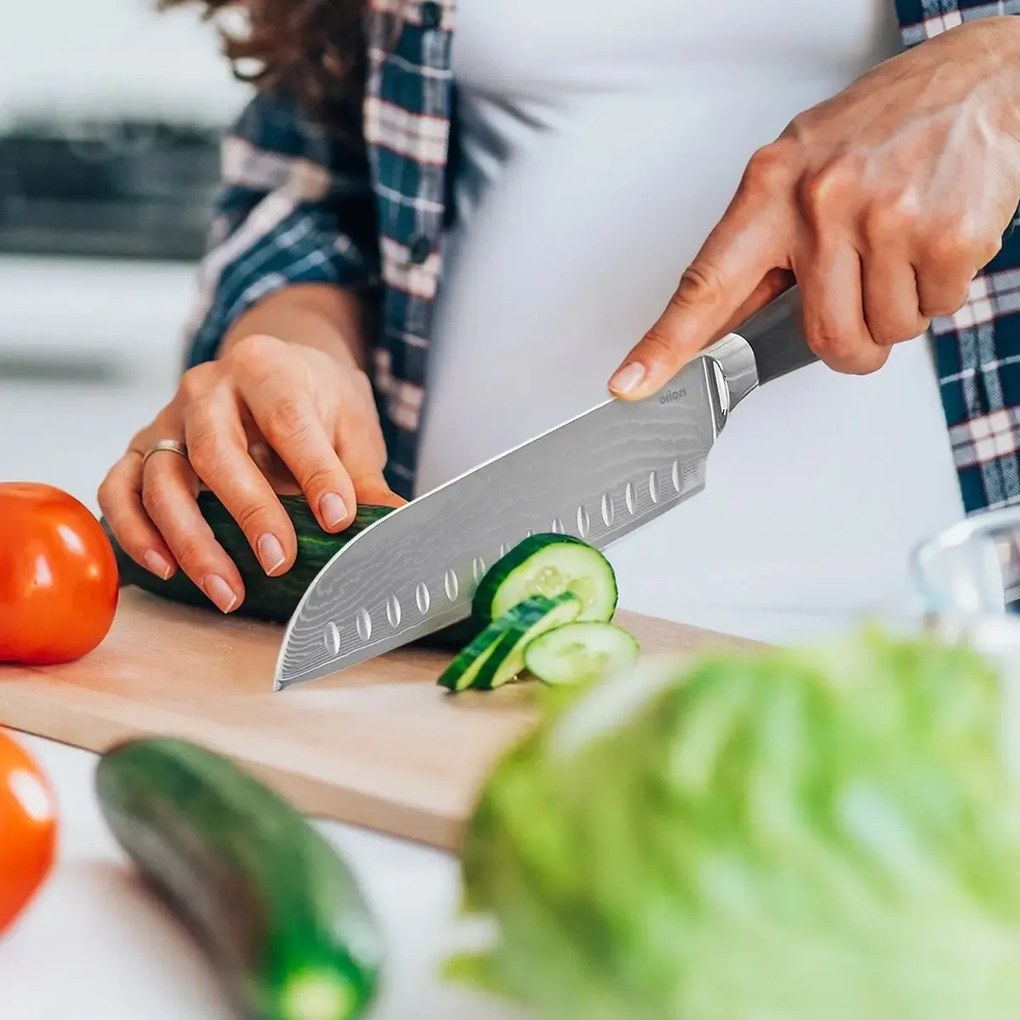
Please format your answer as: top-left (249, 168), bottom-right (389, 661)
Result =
top-left (608, 202), bottom-right (781, 401)
top-left (351, 472), bottom-right (408, 509)
top-left (711, 268), bottom-right (796, 347)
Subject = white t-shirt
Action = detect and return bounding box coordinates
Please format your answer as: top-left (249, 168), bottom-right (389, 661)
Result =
top-left (414, 0), bottom-right (965, 639)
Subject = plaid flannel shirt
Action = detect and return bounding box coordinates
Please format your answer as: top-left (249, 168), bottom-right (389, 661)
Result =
top-left (184, 0), bottom-right (1020, 510)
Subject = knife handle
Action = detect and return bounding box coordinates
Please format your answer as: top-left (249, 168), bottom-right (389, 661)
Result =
top-left (736, 286), bottom-right (817, 387)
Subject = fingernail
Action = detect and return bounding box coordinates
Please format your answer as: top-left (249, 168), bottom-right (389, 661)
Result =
top-left (319, 492), bottom-right (348, 530)
top-left (256, 533), bottom-right (286, 576)
top-left (609, 362), bottom-right (646, 395)
top-left (203, 574), bottom-right (238, 613)
top-left (143, 549), bottom-right (174, 580)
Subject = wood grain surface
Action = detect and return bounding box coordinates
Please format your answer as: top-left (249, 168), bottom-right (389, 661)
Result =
top-left (0, 588), bottom-right (760, 851)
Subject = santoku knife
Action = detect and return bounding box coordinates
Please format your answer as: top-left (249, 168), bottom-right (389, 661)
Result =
top-left (274, 286), bottom-right (816, 690)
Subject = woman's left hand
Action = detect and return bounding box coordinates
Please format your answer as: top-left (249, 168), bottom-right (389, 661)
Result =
top-left (609, 15), bottom-right (1020, 396)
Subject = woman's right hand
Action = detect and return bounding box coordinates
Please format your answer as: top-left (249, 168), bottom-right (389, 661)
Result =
top-left (98, 334), bottom-right (405, 613)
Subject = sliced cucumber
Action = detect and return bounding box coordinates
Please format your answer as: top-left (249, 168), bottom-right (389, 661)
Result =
top-left (475, 593), bottom-right (583, 691)
top-left (438, 593), bottom-right (582, 694)
top-left (473, 534), bottom-right (618, 626)
top-left (437, 617), bottom-right (514, 692)
top-left (523, 621), bottom-right (640, 687)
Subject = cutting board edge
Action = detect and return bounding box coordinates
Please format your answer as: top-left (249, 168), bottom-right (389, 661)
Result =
top-left (0, 588), bottom-right (765, 853)
top-left (1, 698), bottom-right (471, 854)
top-left (613, 606), bottom-right (768, 650)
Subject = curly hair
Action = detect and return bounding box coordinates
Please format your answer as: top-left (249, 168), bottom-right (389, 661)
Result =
top-left (158, 0), bottom-right (366, 120)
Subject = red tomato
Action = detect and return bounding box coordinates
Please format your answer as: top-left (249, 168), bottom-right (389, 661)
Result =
top-left (0, 482), bottom-right (119, 665)
top-left (0, 731), bottom-right (57, 935)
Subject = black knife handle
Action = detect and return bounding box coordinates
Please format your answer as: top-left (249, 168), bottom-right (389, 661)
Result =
top-left (738, 286), bottom-right (817, 387)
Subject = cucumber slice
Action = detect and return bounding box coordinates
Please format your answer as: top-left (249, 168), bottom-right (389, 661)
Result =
top-left (439, 593), bottom-right (582, 693)
top-left (523, 621), bottom-right (640, 686)
top-left (473, 534), bottom-right (618, 626)
top-left (475, 593), bottom-right (583, 691)
top-left (437, 616), bottom-right (517, 692)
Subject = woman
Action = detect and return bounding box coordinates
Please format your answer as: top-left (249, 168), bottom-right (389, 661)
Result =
top-left (99, 1), bottom-right (1020, 635)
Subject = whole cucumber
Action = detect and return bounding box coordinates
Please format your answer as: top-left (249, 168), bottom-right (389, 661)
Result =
top-left (95, 737), bottom-right (383, 1020)
top-left (101, 491), bottom-right (394, 624)
top-left (102, 491), bottom-right (481, 650)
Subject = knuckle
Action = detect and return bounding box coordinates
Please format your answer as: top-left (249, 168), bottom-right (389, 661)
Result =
top-left (783, 109), bottom-right (817, 143)
top-left (96, 486), bottom-right (113, 520)
top-left (636, 327), bottom-right (680, 364)
top-left (974, 236), bottom-right (1002, 269)
top-left (857, 346), bottom-right (891, 375)
top-left (128, 426), bottom-right (153, 452)
top-left (140, 477), bottom-right (170, 520)
top-left (97, 463), bottom-right (121, 499)
top-left (796, 158), bottom-right (856, 224)
top-left (742, 143), bottom-right (794, 194)
top-left (920, 304), bottom-right (958, 321)
top-left (261, 398), bottom-right (310, 444)
top-left (867, 325), bottom-right (898, 348)
top-left (111, 525), bottom-right (148, 560)
top-left (184, 427), bottom-right (226, 480)
top-left (233, 501), bottom-right (268, 534)
top-left (872, 333), bottom-right (899, 349)
top-left (919, 285), bottom-right (969, 319)
top-left (298, 463), bottom-right (341, 496)
top-left (862, 197), bottom-right (918, 248)
top-left (185, 445), bottom-right (222, 483)
top-left (809, 326), bottom-right (889, 374)
top-left (675, 261), bottom-right (725, 307)
top-left (806, 325), bottom-right (854, 360)
top-left (96, 475), bottom-right (120, 516)
top-left (171, 537), bottom-right (209, 576)
top-left (924, 225), bottom-right (969, 271)
top-left (871, 319), bottom-right (926, 347)
top-left (228, 332), bottom-right (285, 370)
top-left (178, 362), bottom-right (216, 402)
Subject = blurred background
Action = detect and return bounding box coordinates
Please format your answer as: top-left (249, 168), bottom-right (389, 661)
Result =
top-left (0, 1), bottom-right (250, 511)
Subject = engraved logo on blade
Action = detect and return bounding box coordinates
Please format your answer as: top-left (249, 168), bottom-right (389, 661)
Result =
top-left (659, 387), bottom-right (687, 404)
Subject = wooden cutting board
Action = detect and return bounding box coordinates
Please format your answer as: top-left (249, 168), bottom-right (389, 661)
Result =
top-left (0, 588), bottom-right (760, 851)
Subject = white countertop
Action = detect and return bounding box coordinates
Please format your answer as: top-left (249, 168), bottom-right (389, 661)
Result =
top-left (0, 733), bottom-right (526, 1020)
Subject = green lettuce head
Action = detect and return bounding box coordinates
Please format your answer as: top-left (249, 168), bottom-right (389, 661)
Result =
top-left (449, 628), bottom-right (1020, 1020)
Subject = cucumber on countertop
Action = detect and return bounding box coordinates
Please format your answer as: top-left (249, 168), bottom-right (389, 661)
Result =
top-left (95, 737), bottom-right (383, 1020)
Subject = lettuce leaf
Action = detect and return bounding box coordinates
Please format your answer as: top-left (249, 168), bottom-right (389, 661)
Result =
top-left (450, 628), bottom-right (1020, 1020)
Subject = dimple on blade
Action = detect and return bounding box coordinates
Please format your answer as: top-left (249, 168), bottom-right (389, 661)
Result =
top-left (274, 356), bottom-right (722, 690)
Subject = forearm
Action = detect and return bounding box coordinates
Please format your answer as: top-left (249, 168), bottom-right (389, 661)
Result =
top-left (219, 283), bottom-right (376, 371)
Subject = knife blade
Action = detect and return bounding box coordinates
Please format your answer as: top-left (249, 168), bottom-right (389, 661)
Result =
top-left (274, 286), bottom-right (815, 690)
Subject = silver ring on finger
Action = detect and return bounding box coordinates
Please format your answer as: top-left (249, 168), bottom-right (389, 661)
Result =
top-left (142, 438), bottom-right (189, 469)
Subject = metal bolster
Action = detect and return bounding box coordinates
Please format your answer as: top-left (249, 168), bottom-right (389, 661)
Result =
top-left (699, 331), bottom-right (760, 431)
